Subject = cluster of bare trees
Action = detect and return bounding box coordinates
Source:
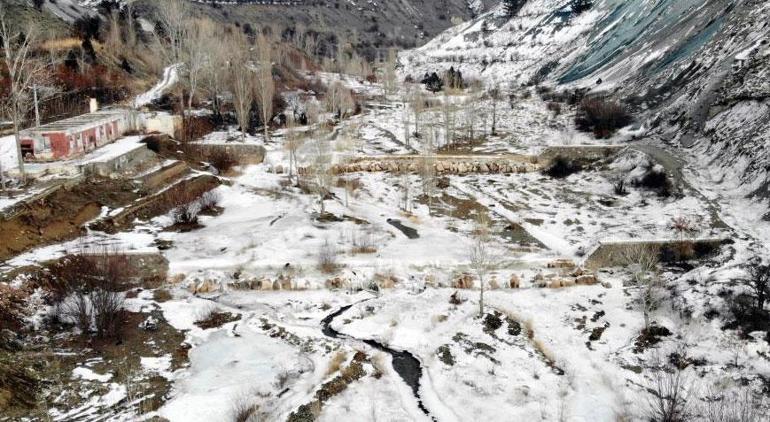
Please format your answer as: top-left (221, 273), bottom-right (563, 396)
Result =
top-left (152, 0), bottom-right (277, 141)
top-left (0, 4), bottom-right (52, 182)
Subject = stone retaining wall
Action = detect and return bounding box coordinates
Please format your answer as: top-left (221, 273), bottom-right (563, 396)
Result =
top-left (307, 157), bottom-right (540, 175)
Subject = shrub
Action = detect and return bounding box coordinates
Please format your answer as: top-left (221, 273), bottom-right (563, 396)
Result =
top-left (318, 240), bottom-right (338, 274)
top-left (645, 355), bottom-right (692, 422)
top-left (230, 396), bottom-right (260, 422)
top-left (543, 156), bottom-right (582, 178)
top-left (198, 190), bottom-right (222, 214)
top-left (167, 189), bottom-right (204, 226)
top-left (575, 98), bottom-right (631, 138)
top-left (325, 351), bottom-right (347, 376)
top-left (546, 101), bottom-right (562, 115)
top-left (635, 165), bottom-right (672, 197)
top-left (181, 116), bottom-right (216, 142)
top-left (613, 178), bottom-right (628, 196)
top-left (172, 202), bottom-right (200, 226)
top-left (0, 283), bottom-right (28, 331)
top-left (46, 250), bottom-right (134, 338)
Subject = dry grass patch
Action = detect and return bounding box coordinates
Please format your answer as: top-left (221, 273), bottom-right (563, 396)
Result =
top-left (325, 351), bottom-right (347, 377)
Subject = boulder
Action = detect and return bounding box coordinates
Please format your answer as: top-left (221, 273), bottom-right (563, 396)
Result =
top-left (453, 273), bottom-right (474, 289)
top-left (191, 279), bottom-right (220, 294)
top-left (325, 276), bottom-right (346, 290)
top-left (278, 275), bottom-right (293, 290)
top-left (576, 274), bottom-right (598, 285)
top-left (259, 277), bottom-right (274, 290)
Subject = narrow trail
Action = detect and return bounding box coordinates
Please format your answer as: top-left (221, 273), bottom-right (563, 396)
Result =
top-left (320, 302), bottom-right (438, 421)
top-left (630, 143), bottom-right (728, 230)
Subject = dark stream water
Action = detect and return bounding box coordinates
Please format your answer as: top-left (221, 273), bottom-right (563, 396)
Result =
top-left (321, 304), bottom-right (436, 420)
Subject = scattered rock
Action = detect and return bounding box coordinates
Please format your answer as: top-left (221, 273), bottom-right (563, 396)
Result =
top-left (449, 291), bottom-right (465, 305)
top-left (437, 345), bottom-right (455, 366)
top-left (139, 316), bottom-right (159, 331)
top-left (589, 326), bottom-right (606, 342)
top-left (453, 273), bottom-right (474, 289)
top-left (483, 312), bottom-right (504, 334)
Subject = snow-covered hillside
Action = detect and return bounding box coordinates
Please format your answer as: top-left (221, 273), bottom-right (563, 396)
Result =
top-left (401, 0), bottom-right (770, 223)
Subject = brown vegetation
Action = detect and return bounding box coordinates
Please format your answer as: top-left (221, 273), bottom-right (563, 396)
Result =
top-left (575, 98), bottom-right (631, 138)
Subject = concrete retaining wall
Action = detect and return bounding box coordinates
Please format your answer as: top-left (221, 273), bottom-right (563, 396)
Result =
top-left (189, 143), bottom-right (266, 165)
top-left (137, 161), bottom-right (189, 191)
top-left (584, 238), bottom-right (729, 269)
top-left (81, 144), bottom-right (156, 177)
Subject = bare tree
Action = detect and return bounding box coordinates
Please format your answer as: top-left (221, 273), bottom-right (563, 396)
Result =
top-left (468, 215), bottom-right (494, 317)
top-left (284, 119), bottom-right (305, 185)
top-left (183, 19), bottom-right (213, 110)
top-left (441, 92), bottom-right (457, 147)
top-left (487, 85), bottom-right (501, 135)
top-left (201, 25), bottom-right (229, 120)
top-left (155, 0), bottom-right (191, 64)
top-left (335, 124), bottom-right (360, 207)
top-left (154, 0), bottom-right (192, 122)
top-left (0, 6), bottom-right (52, 182)
top-left (254, 34), bottom-right (275, 142)
top-left (411, 87), bottom-right (425, 138)
top-left (402, 84), bottom-right (412, 147)
top-left (226, 33), bottom-right (255, 142)
top-left (741, 259), bottom-right (770, 314)
top-left (462, 88), bottom-right (481, 142)
top-left (623, 244), bottom-right (661, 330)
top-left (701, 384), bottom-right (764, 422)
top-left (645, 351), bottom-right (692, 422)
top-left (308, 138), bottom-right (333, 215)
top-left (420, 126), bottom-right (438, 212)
top-left (383, 48), bottom-right (398, 95)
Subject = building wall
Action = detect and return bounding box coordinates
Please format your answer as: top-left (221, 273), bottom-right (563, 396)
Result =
top-left (48, 133), bottom-right (69, 159)
top-left (20, 109), bottom-right (139, 162)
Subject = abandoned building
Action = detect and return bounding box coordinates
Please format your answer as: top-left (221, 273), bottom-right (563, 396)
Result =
top-left (18, 108), bottom-right (139, 162)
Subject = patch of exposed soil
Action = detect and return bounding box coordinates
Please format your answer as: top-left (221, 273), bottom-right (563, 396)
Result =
top-left (0, 178), bottom-right (141, 261)
top-left (0, 309), bottom-right (187, 420)
top-left (194, 312), bottom-right (241, 329)
top-left (633, 324), bottom-right (672, 353)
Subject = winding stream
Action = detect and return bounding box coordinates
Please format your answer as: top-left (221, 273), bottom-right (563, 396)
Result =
top-left (321, 303), bottom-right (436, 420)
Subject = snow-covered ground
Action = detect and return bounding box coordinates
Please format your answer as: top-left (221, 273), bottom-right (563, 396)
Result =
top-left (0, 134), bottom-right (18, 172)
top-left (4, 71), bottom-right (768, 421)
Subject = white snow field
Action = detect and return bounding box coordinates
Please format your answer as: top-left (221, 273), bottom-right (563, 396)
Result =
top-left (4, 72), bottom-right (766, 421)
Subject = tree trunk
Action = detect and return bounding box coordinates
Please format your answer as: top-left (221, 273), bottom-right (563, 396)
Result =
top-left (491, 103), bottom-right (497, 135)
top-left (12, 115), bottom-right (25, 182)
top-left (479, 274), bottom-right (485, 317)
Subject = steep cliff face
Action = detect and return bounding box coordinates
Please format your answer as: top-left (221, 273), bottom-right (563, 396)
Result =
top-left (401, 0), bottom-right (770, 203)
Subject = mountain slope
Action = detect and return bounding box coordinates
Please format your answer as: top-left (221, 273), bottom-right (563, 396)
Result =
top-left (400, 0), bottom-right (770, 206)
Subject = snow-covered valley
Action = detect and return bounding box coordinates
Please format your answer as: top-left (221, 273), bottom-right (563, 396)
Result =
top-left (2, 0), bottom-right (770, 421)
